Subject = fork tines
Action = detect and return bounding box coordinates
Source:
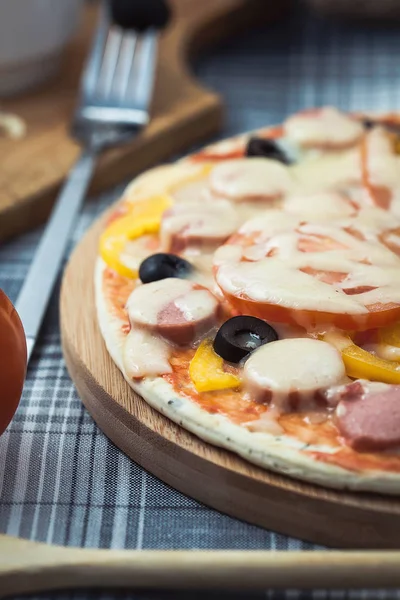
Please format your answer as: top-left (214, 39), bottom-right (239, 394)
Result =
top-left (79, 2), bottom-right (157, 128)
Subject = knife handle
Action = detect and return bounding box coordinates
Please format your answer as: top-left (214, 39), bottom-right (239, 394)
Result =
top-left (15, 151), bottom-right (97, 362)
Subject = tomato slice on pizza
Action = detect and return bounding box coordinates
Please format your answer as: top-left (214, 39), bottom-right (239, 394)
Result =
top-left (215, 213), bottom-right (400, 330)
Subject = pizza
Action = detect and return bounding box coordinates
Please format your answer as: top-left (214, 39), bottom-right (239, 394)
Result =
top-left (95, 106), bottom-right (400, 494)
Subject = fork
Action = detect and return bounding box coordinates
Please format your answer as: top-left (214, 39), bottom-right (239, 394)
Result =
top-left (15, 0), bottom-right (158, 362)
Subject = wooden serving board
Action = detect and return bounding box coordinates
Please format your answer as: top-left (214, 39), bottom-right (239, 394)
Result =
top-left (61, 206), bottom-right (400, 550)
top-left (0, 0), bottom-right (287, 242)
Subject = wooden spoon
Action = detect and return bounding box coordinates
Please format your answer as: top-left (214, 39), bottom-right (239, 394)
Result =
top-left (2, 534), bottom-right (400, 596)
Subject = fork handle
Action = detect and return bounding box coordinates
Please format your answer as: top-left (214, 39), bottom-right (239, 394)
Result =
top-left (15, 150), bottom-right (97, 362)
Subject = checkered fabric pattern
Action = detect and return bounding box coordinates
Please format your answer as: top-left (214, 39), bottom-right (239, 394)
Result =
top-left (2, 4), bottom-right (400, 599)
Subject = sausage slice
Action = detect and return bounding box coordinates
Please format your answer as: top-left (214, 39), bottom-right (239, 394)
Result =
top-left (160, 200), bottom-right (239, 253)
top-left (127, 278), bottom-right (219, 345)
top-left (335, 382), bottom-right (400, 451)
top-left (209, 158), bottom-right (292, 202)
top-left (243, 338), bottom-right (346, 412)
top-left (284, 107), bottom-right (363, 149)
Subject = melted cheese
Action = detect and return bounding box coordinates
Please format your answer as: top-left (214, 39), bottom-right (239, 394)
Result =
top-left (244, 408), bottom-right (283, 435)
top-left (239, 210), bottom-right (299, 236)
top-left (297, 222), bottom-right (398, 266)
top-left (325, 380), bottom-right (389, 408)
top-left (284, 107), bottom-right (363, 148)
top-left (345, 206), bottom-right (399, 237)
top-left (366, 127), bottom-right (400, 192)
top-left (185, 253), bottom-right (216, 290)
top-left (127, 279), bottom-right (191, 326)
top-left (119, 234), bottom-right (159, 273)
top-left (369, 343), bottom-right (400, 362)
top-left (123, 163), bottom-right (207, 203)
top-left (283, 192), bottom-right (356, 220)
top-left (244, 339), bottom-right (346, 411)
top-left (290, 148), bottom-right (361, 194)
top-left (172, 178), bottom-right (209, 204)
top-left (174, 290), bottom-right (217, 322)
top-left (209, 158), bottom-right (292, 201)
top-left (195, 134), bottom-right (247, 157)
top-left (216, 258), bottom-right (368, 314)
top-left (127, 278), bottom-right (217, 327)
top-left (213, 244), bottom-right (244, 267)
top-left (216, 211), bottom-right (400, 316)
top-left (160, 200), bottom-right (239, 251)
top-left (123, 327), bottom-right (172, 378)
top-left (384, 232), bottom-right (400, 249)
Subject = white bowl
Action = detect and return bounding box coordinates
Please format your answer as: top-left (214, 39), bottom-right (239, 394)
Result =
top-left (0, 0), bottom-right (83, 97)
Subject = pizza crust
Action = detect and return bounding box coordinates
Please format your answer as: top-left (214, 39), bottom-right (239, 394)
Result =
top-left (95, 258), bottom-right (400, 494)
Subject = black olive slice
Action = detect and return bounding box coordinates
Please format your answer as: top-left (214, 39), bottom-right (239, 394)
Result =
top-left (245, 137), bottom-right (290, 164)
top-left (362, 118), bottom-right (400, 135)
top-left (213, 316), bottom-right (278, 363)
top-left (362, 118), bottom-right (375, 130)
top-left (139, 253), bottom-right (193, 283)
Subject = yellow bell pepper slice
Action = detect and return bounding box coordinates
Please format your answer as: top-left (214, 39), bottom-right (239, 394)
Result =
top-left (123, 163), bottom-right (214, 205)
top-left (99, 195), bottom-right (173, 278)
top-left (324, 332), bottom-right (400, 385)
top-left (343, 345), bottom-right (400, 384)
top-left (379, 321), bottom-right (400, 347)
top-left (168, 163), bottom-right (215, 193)
top-left (189, 339), bottom-right (241, 393)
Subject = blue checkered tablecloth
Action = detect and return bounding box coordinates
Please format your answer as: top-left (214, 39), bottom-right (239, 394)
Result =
top-left (2, 4), bottom-right (400, 599)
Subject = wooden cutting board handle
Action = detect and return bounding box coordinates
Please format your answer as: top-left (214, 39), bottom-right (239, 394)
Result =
top-left (0, 0), bottom-right (289, 242)
top-left (1, 535), bottom-right (400, 596)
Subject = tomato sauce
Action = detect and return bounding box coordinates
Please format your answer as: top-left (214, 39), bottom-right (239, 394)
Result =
top-left (309, 447), bottom-right (400, 473)
top-left (102, 267), bottom-right (135, 326)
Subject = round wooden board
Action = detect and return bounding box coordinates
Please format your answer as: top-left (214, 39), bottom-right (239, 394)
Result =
top-left (61, 207), bottom-right (400, 550)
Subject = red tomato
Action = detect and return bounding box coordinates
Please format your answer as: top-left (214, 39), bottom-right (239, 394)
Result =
top-left (0, 290), bottom-right (26, 434)
top-left (360, 133), bottom-right (392, 210)
top-left (223, 292), bottom-right (400, 332)
top-left (191, 149), bottom-right (245, 161)
top-left (217, 223), bottom-right (400, 331)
